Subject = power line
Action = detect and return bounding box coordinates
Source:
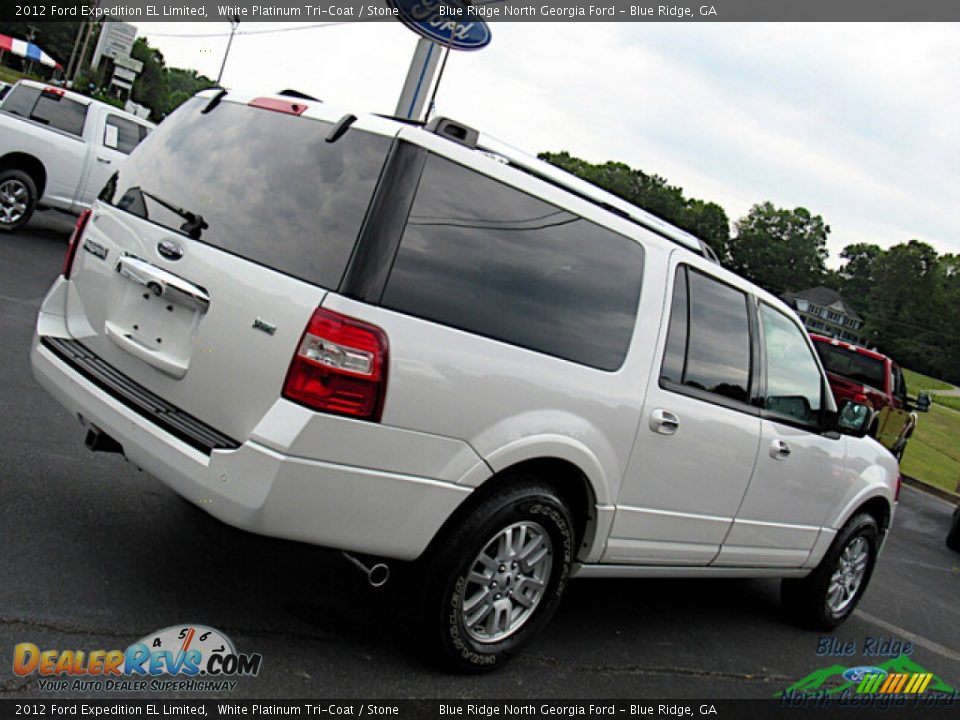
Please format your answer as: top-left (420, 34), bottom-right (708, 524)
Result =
top-left (145, 23), bottom-right (353, 38)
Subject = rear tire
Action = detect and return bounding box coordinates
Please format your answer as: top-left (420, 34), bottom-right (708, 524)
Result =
top-left (0, 169), bottom-right (37, 232)
top-left (781, 513), bottom-right (879, 630)
top-left (410, 475), bottom-right (575, 672)
top-left (947, 507), bottom-right (960, 553)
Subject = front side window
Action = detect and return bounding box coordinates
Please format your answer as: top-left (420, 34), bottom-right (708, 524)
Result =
top-left (105, 115), bottom-right (144, 154)
top-left (381, 154), bottom-right (645, 371)
top-left (760, 304), bottom-right (824, 428)
top-left (661, 265), bottom-right (752, 404)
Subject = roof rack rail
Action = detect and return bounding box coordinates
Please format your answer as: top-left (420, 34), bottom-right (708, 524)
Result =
top-left (278, 89), bottom-right (321, 102)
top-left (476, 137), bottom-right (715, 261)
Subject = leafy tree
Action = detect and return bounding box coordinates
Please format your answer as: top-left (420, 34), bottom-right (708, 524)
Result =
top-left (727, 202), bottom-right (829, 294)
top-left (866, 241), bottom-right (944, 375)
top-left (838, 243), bottom-right (883, 301)
top-left (538, 151), bottom-right (730, 258)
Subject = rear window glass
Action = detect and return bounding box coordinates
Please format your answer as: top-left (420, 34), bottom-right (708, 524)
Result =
top-left (1, 85), bottom-right (41, 116)
top-left (103, 97), bottom-right (392, 290)
top-left (1, 85), bottom-right (87, 136)
top-left (814, 342), bottom-right (886, 390)
top-left (381, 154), bottom-right (645, 371)
top-left (31, 94), bottom-right (87, 136)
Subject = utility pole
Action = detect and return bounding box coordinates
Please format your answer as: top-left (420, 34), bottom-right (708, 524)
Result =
top-left (216, 17), bottom-right (240, 86)
top-left (66, 15), bottom-right (88, 80)
top-left (24, 26), bottom-right (38, 76)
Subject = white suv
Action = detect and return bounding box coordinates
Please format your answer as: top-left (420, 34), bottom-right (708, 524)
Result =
top-left (31, 89), bottom-right (898, 670)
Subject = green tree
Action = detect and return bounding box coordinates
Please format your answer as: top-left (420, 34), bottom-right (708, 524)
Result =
top-left (538, 151), bottom-right (730, 258)
top-left (866, 241), bottom-right (944, 375)
top-left (728, 202), bottom-right (829, 294)
top-left (838, 242), bottom-right (883, 301)
top-left (130, 37), bottom-right (166, 120)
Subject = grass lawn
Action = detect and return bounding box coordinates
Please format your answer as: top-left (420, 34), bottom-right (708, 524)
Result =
top-left (0, 67), bottom-right (27, 84)
top-left (933, 395), bottom-right (960, 412)
top-left (900, 403), bottom-right (960, 495)
top-left (902, 367), bottom-right (956, 395)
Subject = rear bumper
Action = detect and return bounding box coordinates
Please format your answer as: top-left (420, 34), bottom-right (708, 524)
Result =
top-left (31, 283), bottom-right (472, 561)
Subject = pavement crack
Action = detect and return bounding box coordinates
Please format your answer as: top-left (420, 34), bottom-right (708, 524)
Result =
top-left (526, 653), bottom-right (790, 683)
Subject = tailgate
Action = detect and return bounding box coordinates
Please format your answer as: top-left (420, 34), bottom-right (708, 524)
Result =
top-left (62, 95), bottom-right (394, 443)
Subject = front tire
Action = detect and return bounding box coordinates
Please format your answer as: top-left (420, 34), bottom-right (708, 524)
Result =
top-left (413, 476), bottom-right (575, 672)
top-left (0, 169), bottom-right (38, 232)
top-left (781, 513), bottom-right (879, 629)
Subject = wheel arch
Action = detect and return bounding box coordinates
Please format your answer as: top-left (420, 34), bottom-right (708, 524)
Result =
top-left (427, 455), bottom-right (607, 563)
top-left (0, 152), bottom-right (47, 199)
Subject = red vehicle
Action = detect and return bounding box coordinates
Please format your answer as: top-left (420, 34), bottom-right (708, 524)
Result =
top-left (810, 334), bottom-right (917, 460)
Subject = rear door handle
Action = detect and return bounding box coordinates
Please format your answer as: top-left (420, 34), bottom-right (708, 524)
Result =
top-left (770, 439), bottom-right (791, 459)
top-left (650, 409), bottom-right (680, 435)
top-left (116, 255), bottom-right (210, 314)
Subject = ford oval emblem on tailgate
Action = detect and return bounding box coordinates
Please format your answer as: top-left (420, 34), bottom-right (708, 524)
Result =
top-left (157, 240), bottom-right (184, 261)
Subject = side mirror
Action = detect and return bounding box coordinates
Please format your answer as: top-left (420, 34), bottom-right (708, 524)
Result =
top-left (835, 399), bottom-right (872, 437)
top-left (916, 393), bottom-right (931, 413)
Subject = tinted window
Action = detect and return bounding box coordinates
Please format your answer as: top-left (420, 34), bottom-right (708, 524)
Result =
top-left (660, 267), bottom-right (688, 383)
top-left (381, 154), bottom-right (645, 370)
top-left (1, 85), bottom-right (41, 117)
top-left (31, 94), bottom-right (87, 136)
top-left (105, 115), bottom-right (143, 154)
top-left (104, 98), bottom-right (391, 290)
top-left (661, 266), bottom-right (751, 403)
top-left (760, 304), bottom-right (823, 427)
top-left (814, 342), bottom-right (885, 390)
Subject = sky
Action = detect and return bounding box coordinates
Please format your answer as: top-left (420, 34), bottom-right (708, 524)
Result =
top-left (139, 21), bottom-right (960, 265)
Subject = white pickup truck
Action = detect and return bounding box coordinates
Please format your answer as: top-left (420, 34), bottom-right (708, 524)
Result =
top-left (0, 80), bottom-right (154, 232)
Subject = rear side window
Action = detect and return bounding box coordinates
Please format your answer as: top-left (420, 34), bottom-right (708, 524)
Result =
top-left (381, 154), bottom-right (645, 371)
top-left (661, 266), bottom-right (752, 403)
top-left (103, 97), bottom-right (391, 290)
top-left (105, 114), bottom-right (144, 154)
top-left (1, 85), bottom-right (87, 136)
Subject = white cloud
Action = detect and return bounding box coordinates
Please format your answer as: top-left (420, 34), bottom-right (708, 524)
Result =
top-left (141, 21), bottom-right (960, 262)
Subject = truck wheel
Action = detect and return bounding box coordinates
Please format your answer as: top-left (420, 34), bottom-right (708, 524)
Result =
top-left (0, 169), bottom-right (38, 232)
top-left (412, 476), bottom-right (575, 672)
top-left (947, 507), bottom-right (960, 553)
top-left (781, 513), bottom-right (879, 630)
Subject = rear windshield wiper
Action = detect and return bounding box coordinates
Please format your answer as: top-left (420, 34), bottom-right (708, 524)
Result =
top-left (124, 187), bottom-right (209, 239)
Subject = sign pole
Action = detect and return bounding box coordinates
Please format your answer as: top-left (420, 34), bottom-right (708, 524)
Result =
top-left (395, 37), bottom-right (442, 121)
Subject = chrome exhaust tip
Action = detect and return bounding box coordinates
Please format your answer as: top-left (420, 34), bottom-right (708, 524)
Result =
top-left (342, 552), bottom-right (390, 588)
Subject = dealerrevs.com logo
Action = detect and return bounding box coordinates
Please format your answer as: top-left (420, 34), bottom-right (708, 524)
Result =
top-left (13, 624), bottom-right (262, 693)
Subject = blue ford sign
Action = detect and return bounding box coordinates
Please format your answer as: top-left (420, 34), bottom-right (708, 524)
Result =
top-left (389, 0), bottom-right (492, 51)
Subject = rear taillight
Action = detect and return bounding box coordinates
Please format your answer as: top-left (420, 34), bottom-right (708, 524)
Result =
top-left (282, 308), bottom-right (388, 421)
top-left (62, 208), bottom-right (92, 278)
top-left (895, 474), bottom-right (902, 502)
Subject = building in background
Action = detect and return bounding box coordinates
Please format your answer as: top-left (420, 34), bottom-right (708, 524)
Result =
top-left (781, 286), bottom-right (865, 345)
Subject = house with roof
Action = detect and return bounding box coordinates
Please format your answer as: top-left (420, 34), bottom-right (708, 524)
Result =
top-left (781, 286), bottom-right (865, 345)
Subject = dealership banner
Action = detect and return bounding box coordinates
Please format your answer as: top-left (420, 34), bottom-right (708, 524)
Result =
top-left (4, 0), bottom-right (960, 23)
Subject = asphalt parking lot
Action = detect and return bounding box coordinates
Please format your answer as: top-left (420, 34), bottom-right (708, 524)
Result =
top-left (1, 211), bottom-right (959, 700)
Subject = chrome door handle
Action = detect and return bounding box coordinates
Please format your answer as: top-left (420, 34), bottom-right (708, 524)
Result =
top-left (96, 157), bottom-right (112, 164)
top-left (116, 255), bottom-right (210, 314)
top-left (770, 439), bottom-right (791, 459)
top-left (650, 409), bottom-right (680, 435)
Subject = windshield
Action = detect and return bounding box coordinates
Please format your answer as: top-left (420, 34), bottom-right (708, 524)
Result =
top-left (814, 343), bottom-right (885, 390)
